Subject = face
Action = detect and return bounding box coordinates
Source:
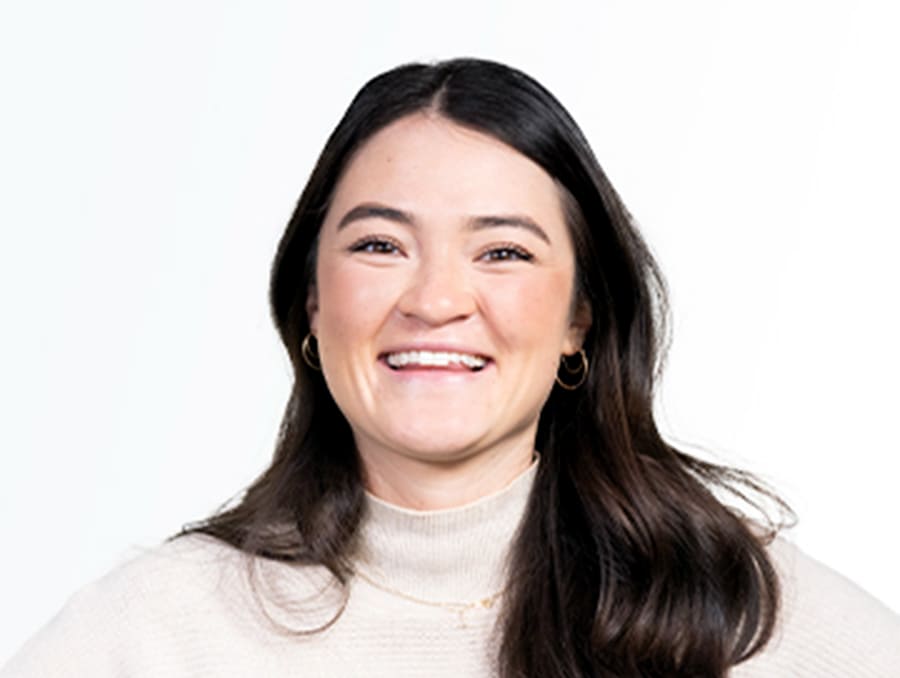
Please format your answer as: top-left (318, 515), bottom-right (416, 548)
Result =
top-left (308, 113), bottom-right (589, 476)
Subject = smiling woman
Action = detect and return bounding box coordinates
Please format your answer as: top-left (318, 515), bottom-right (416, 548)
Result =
top-left (309, 114), bottom-right (588, 508)
top-left (3, 58), bottom-right (899, 678)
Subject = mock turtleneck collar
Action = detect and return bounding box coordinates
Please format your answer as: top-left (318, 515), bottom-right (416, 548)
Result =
top-left (354, 460), bottom-right (538, 604)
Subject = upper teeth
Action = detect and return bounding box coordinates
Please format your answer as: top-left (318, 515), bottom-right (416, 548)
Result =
top-left (386, 350), bottom-right (487, 369)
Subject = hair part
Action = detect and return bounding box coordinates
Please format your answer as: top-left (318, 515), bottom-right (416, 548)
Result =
top-left (181, 58), bottom-right (791, 677)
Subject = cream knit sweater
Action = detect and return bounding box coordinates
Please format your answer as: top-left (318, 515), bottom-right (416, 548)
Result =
top-left (3, 465), bottom-right (899, 677)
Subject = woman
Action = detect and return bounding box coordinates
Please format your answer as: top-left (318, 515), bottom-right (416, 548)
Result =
top-left (4, 58), bottom-right (898, 677)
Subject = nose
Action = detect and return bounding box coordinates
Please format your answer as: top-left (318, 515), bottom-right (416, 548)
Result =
top-left (396, 251), bottom-right (476, 326)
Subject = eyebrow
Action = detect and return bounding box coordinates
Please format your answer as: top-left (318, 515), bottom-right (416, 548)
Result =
top-left (337, 203), bottom-right (414, 230)
top-left (336, 202), bottom-right (551, 244)
top-left (469, 215), bottom-right (550, 244)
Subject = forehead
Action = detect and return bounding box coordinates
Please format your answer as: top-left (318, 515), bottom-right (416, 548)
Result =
top-left (327, 113), bottom-right (568, 231)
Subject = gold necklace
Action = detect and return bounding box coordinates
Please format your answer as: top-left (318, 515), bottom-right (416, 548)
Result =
top-left (353, 567), bottom-right (506, 629)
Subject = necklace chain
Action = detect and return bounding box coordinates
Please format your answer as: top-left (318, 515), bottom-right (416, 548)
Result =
top-left (353, 567), bottom-right (505, 627)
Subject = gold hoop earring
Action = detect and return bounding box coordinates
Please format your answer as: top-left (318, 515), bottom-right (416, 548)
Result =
top-left (301, 334), bottom-right (321, 371)
top-left (555, 349), bottom-right (588, 390)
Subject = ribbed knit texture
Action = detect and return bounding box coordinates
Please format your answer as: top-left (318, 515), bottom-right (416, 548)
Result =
top-left (3, 462), bottom-right (899, 677)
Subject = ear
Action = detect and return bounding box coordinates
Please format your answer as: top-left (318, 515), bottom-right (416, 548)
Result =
top-left (306, 283), bottom-right (319, 334)
top-left (561, 298), bottom-right (592, 355)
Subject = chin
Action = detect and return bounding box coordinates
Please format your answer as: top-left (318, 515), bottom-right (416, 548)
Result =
top-left (379, 424), bottom-right (490, 462)
top-left (397, 435), bottom-right (486, 461)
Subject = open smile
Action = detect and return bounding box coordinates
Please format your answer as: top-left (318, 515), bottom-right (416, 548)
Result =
top-left (380, 349), bottom-right (490, 372)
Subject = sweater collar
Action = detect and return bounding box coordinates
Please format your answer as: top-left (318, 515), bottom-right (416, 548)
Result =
top-left (354, 460), bottom-right (538, 604)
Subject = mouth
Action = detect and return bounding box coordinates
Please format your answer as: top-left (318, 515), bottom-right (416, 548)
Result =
top-left (380, 349), bottom-right (490, 372)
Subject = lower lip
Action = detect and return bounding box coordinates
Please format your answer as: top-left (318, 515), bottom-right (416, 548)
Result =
top-left (378, 358), bottom-right (492, 381)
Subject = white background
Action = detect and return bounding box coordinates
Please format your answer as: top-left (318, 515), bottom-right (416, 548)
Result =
top-left (1, 0), bottom-right (898, 662)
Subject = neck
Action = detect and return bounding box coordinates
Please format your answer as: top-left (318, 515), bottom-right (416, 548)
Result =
top-left (356, 459), bottom-right (539, 605)
top-left (359, 437), bottom-right (537, 510)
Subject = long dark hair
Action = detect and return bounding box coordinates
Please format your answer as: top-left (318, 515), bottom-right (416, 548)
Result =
top-left (184, 58), bottom-right (788, 677)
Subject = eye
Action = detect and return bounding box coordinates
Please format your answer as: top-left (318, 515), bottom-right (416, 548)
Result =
top-left (477, 244), bottom-right (534, 262)
top-left (348, 235), bottom-right (403, 256)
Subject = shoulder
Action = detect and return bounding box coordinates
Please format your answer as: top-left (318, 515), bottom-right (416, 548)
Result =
top-left (734, 535), bottom-right (900, 677)
top-left (0, 535), bottom-right (237, 676)
top-left (52, 533), bottom-right (253, 625)
top-left (1, 535), bottom-right (340, 677)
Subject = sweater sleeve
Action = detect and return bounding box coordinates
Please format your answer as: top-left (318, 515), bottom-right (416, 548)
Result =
top-left (733, 537), bottom-right (900, 677)
top-left (0, 537), bottom-right (273, 678)
top-left (1, 576), bottom-right (129, 677)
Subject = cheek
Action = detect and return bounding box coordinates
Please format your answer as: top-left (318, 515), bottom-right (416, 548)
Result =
top-left (315, 259), bottom-right (400, 340)
top-left (481, 270), bottom-right (574, 350)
